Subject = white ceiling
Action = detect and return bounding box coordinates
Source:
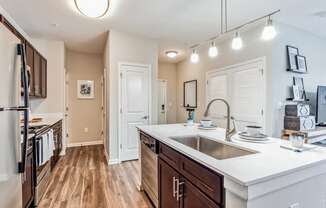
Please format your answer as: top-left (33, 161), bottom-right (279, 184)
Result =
top-left (1, 0), bottom-right (326, 61)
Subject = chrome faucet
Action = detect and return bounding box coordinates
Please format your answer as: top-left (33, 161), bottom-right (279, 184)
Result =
top-left (203, 98), bottom-right (236, 142)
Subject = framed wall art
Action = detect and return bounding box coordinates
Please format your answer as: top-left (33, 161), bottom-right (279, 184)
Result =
top-left (77, 80), bottom-right (95, 99)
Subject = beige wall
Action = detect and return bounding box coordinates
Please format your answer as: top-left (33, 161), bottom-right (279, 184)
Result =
top-left (66, 50), bottom-right (104, 145)
top-left (105, 29), bottom-right (158, 163)
top-left (158, 62), bottom-right (177, 123)
top-left (30, 39), bottom-right (66, 114)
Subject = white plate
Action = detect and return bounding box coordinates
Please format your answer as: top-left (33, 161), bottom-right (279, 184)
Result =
top-left (234, 137), bottom-right (272, 143)
top-left (238, 132), bottom-right (268, 141)
top-left (198, 125), bottom-right (217, 130)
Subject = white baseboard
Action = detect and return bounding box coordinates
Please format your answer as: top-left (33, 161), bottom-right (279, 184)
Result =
top-left (108, 158), bottom-right (120, 165)
top-left (67, 140), bottom-right (103, 147)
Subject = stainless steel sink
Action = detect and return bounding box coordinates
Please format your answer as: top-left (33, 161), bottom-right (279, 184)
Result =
top-left (170, 135), bottom-right (257, 160)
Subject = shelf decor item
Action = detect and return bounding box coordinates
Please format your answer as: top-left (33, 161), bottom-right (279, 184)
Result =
top-left (296, 55), bottom-right (307, 73)
top-left (287, 45), bottom-right (299, 72)
top-left (77, 80), bottom-right (95, 99)
top-left (293, 77), bottom-right (307, 101)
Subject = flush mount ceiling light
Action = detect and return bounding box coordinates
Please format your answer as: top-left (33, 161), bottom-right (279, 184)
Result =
top-left (261, 17), bottom-right (277, 40)
top-left (166, 51), bottom-right (178, 59)
top-left (74, 0), bottom-right (109, 18)
top-left (208, 41), bottom-right (218, 58)
top-left (190, 49), bottom-right (199, 64)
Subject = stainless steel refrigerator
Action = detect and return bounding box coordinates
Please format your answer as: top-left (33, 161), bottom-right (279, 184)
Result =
top-left (0, 23), bottom-right (29, 207)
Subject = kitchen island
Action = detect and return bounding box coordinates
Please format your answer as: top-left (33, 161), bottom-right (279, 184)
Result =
top-left (138, 124), bottom-right (326, 208)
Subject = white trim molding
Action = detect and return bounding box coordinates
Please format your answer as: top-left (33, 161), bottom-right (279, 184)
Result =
top-left (108, 158), bottom-right (120, 165)
top-left (67, 140), bottom-right (103, 147)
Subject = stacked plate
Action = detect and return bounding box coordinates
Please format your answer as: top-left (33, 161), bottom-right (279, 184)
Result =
top-left (238, 132), bottom-right (269, 142)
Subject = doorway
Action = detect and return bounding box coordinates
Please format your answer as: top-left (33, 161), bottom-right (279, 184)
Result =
top-left (119, 63), bottom-right (151, 162)
top-left (158, 79), bottom-right (167, 124)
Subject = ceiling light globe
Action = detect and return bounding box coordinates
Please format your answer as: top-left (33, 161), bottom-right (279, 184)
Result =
top-left (190, 50), bottom-right (199, 64)
top-left (232, 32), bottom-right (243, 50)
top-left (208, 42), bottom-right (218, 58)
top-left (166, 51), bottom-right (178, 58)
top-left (262, 19), bottom-right (277, 40)
top-left (74, 0), bottom-right (109, 18)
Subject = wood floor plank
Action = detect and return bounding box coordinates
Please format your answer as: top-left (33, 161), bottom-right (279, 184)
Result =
top-left (38, 145), bottom-right (153, 208)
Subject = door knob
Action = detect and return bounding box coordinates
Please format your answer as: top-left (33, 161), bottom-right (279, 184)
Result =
top-left (142, 116), bottom-right (149, 120)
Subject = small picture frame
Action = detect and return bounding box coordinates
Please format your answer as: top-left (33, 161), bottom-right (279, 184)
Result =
top-left (286, 45), bottom-right (299, 72)
top-left (293, 77), bottom-right (306, 100)
top-left (77, 80), bottom-right (95, 99)
top-left (292, 85), bottom-right (301, 101)
top-left (296, 55), bottom-right (307, 73)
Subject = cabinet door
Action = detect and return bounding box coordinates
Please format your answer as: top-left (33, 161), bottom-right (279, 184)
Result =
top-left (41, 57), bottom-right (47, 98)
top-left (159, 159), bottom-right (179, 208)
top-left (33, 51), bottom-right (42, 97)
top-left (181, 179), bottom-right (221, 208)
top-left (22, 152), bottom-right (34, 208)
top-left (25, 42), bottom-right (35, 96)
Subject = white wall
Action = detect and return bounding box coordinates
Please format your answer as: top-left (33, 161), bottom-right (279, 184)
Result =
top-left (106, 30), bottom-right (158, 163)
top-left (270, 23), bottom-right (326, 136)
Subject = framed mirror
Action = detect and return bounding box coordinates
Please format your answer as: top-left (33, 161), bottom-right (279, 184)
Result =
top-left (183, 80), bottom-right (197, 108)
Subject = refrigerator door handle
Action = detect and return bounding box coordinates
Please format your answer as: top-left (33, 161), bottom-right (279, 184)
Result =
top-left (0, 106), bottom-right (29, 112)
top-left (17, 43), bottom-right (29, 174)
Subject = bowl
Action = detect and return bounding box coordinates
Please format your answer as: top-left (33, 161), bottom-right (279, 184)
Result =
top-left (245, 125), bottom-right (262, 136)
top-left (200, 119), bottom-right (213, 128)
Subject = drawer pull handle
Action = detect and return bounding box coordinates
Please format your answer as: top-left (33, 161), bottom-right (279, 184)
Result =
top-left (173, 176), bottom-right (177, 198)
top-left (176, 179), bottom-right (184, 201)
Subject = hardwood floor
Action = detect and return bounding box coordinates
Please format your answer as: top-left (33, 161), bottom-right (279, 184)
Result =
top-left (38, 145), bottom-right (153, 208)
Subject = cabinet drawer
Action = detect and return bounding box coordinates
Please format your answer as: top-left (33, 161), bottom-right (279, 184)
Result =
top-left (179, 155), bottom-right (224, 205)
top-left (159, 143), bottom-right (180, 170)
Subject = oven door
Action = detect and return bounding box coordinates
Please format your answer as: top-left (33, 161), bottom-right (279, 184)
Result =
top-left (141, 142), bottom-right (158, 207)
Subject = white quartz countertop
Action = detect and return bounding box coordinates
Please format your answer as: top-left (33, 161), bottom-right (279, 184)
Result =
top-left (29, 113), bottom-right (63, 127)
top-left (138, 124), bottom-right (326, 186)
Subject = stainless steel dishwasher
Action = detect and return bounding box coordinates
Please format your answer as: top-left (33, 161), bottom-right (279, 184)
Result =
top-left (140, 132), bottom-right (158, 207)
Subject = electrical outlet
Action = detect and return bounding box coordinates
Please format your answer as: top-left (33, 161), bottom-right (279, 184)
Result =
top-left (289, 203), bottom-right (300, 208)
top-left (84, 127), bottom-right (88, 133)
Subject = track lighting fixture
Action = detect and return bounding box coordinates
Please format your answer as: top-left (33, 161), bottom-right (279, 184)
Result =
top-left (190, 49), bottom-right (199, 64)
top-left (261, 17), bottom-right (277, 40)
top-left (208, 41), bottom-right (218, 58)
top-left (232, 32), bottom-right (243, 50)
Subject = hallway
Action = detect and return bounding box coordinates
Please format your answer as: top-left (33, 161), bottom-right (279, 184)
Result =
top-left (38, 145), bottom-right (153, 208)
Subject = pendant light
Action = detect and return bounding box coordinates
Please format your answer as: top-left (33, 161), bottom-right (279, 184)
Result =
top-left (232, 31), bottom-right (243, 50)
top-left (74, 0), bottom-right (109, 18)
top-left (190, 49), bottom-right (199, 64)
top-left (208, 41), bottom-right (218, 58)
top-left (261, 17), bottom-right (277, 40)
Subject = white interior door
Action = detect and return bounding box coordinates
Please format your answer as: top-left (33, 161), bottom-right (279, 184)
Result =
top-left (206, 58), bottom-right (265, 131)
top-left (120, 64), bottom-right (150, 162)
top-left (158, 80), bottom-right (167, 124)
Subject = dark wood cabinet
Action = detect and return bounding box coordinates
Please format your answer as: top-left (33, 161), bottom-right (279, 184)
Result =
top-left (25, 42), bottom-right (35, 96)
top-left (22, 140), bottom-right (34, 208)
top-left (159, 159), bottom-right (180, 208)
top-left (41, 57), bottom-right (47, 98)
top-left (1, 14), bottom-right (47, 98)
top-left (181, 179), bottom-right (220, 208)
top-left (51, 120), bottom-right (62, 169)
top-left (157, 142), bottom-right (225, 208)
top-left (33, 51), bottom-right (42, 97)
